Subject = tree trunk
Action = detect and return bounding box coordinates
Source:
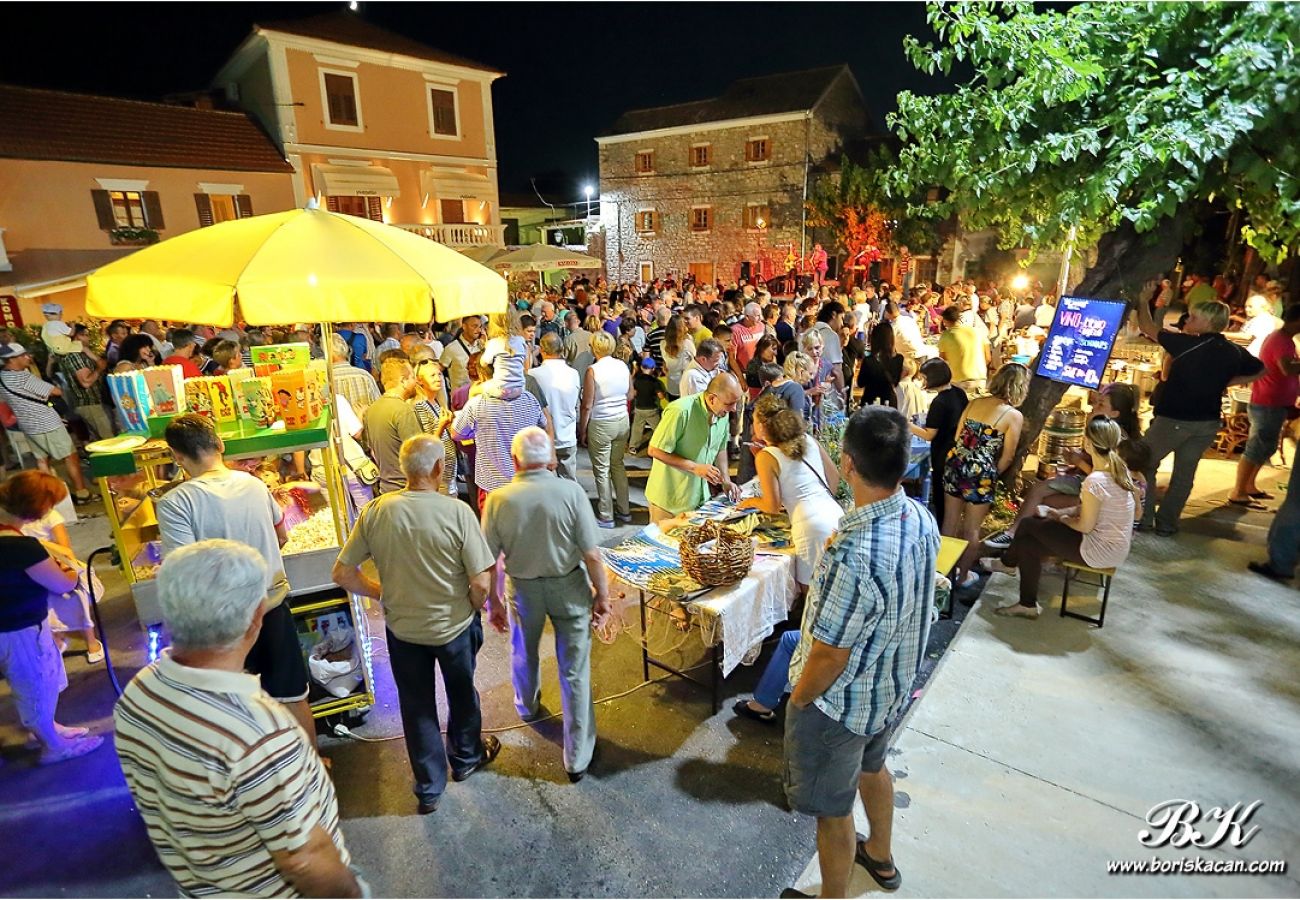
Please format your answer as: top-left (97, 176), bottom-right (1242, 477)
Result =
top-left (1005, 214), bottom-right (1188, 487)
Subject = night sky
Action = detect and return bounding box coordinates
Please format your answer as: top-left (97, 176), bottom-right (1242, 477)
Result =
top-left (0, 2), bottom-right (957, 204)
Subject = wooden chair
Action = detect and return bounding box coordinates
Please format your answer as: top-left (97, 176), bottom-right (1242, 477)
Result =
top-left (1060, 561), bottom-right (1115, 627)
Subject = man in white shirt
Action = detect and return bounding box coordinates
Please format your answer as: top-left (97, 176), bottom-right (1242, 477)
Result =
top-left (441, 316), bottom-right (485, 394)
top-left (155, 414), bottom-right (315, 743)
top-left (1034, 296), bottom-right (1057, 329)
top-left (1233, 294), bottom-right (1284, 357)
top-left (886, 301), bottom-right (927, 361)
top-left (810, 302), bottom-right (848, 398)
top-left (680, 339), bottom-right (724, 396)
top-left (531, 333), bottom-right (581, 480)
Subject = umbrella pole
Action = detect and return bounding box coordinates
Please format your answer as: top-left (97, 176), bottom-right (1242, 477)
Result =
top-left (319, 321), bottom-right (353, 542)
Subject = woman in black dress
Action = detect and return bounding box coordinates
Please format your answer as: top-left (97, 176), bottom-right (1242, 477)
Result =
top-left (856, 321), bottom-right (904, 408)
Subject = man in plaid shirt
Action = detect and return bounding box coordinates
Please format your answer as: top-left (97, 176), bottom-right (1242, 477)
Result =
top-left (783, 406), bottom-right (939, 898)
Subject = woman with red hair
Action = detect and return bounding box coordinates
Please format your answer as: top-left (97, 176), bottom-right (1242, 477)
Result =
top-left (2, 471), bottom-right (104, 663)
top-left (0, 470), bottom-right (103, 763)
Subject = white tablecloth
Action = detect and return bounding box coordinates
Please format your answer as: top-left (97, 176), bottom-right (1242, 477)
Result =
top-left (608, 550), bottom-right (796, 677)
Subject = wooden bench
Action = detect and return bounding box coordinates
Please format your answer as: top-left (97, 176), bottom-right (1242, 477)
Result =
top-left (1060, 561), bottom-right (1116, 627)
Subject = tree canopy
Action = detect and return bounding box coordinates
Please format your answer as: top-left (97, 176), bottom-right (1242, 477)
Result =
top-left (887, 1), bottom-right (1300, 266)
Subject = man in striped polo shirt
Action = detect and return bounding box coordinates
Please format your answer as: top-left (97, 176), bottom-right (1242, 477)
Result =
top-left (115, 540), bottom-right (361, 898)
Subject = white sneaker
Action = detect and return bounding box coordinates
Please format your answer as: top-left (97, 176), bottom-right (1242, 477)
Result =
top-left (995, 602), bottom-right (1041, 619)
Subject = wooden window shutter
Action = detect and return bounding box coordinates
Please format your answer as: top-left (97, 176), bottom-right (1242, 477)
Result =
top-left (325, 196), bottom-right (340, 212)
top-left (235, 194), bottom-right (254, 218)
top-left (142, 191), bottom-right (165, 229)
top-left (194, 194), bottom-right (214, 227)
top-left (366, 197), bottom-right (383, 221)
top-left (91, 189), bottom-right (115, 230)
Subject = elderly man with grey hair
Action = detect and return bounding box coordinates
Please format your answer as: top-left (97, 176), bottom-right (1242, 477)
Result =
top-left (333, 435), bottom-right (500, 814)
top-left (115, 540), bottom-right (360, 898)
top-left (330, 332), bottom-right (381, 419)
top-left (480, 427), bottom-right (611, 781)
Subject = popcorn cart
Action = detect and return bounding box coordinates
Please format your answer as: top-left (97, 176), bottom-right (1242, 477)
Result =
top-left (89, 362), bottom-right (375, 720)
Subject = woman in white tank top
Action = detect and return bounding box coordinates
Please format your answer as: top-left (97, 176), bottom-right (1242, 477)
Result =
top-left (579, 331), bottom-right (632, 526)
top-left (737, 395), bottom-right (844, 587)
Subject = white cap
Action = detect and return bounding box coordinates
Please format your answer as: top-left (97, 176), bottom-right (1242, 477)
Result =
top-left (41, 302), bottom-right (63, 316)
top-left (0, 341), bottom-right (31, 359)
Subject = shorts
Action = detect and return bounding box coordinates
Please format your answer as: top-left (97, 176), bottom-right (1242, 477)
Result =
top-left (784, 702), bottom-right (892, 818)
top-left (24, 425), bottom-right (74, 461)
top-left (1244, 404), bottom-right (1287, 466)
top-left (244, 600), bottom-right (310, 703)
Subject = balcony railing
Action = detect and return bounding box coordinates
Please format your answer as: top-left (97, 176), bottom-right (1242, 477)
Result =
top-left (393, 223), bottom-right (506, 247)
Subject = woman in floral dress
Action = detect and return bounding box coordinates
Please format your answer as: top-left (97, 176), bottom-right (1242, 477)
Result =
top-left (942, 363), bottom-right (1029, 586)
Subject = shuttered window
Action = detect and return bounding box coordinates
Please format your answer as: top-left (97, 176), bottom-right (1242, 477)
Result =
top-left (745, 138), bottom-right (771, 163)
top-left (635, 151), bottom-right (654, 174)
top-left (196, 194), bottom-right (253, 227)
top-left (634, 210), bottom-right (658, 234)
top-left (324, 72), bottom-right (359, 127)
top-left (93, 189), bottom-right (163, 229)
top-left (690, 207), bottom-right (712, 232)
top-left (326, 195), bottom-right (383, 221)
top-left (429, 88), bottom-right (457, 136)
top-left (744, 204), bottom-right (771, 230)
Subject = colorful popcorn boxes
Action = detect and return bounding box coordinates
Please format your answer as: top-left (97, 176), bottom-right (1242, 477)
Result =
top-left (107, 370), bottom-right (153, 433)
top-left (269, 369), bottom-right (324, 430)
top-left (225, 367), bottom-right (255, 420)
top-left (240, 377), bottom-right (277, 428)
top-left (141, 365), bottom-right (185, 415)
top-left (183, 376), bottom-right (238, 424)
top-left (251, 342), bottom-right (310, 376)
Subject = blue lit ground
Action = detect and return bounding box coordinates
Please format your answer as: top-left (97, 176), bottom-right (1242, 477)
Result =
top-left (2, 455), bottom-right (1298, 897)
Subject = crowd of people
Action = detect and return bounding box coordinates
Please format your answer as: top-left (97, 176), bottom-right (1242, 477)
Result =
top-left (1, 261), bottom-right (1297, 897)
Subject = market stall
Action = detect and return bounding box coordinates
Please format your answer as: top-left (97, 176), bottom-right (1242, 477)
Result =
top-left (603, 495), bottom-right (968, 710)
top-left (83, 203), bottom-right (508, 720)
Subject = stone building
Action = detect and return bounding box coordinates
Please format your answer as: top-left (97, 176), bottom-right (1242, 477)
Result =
top-left (595, 65), bottom-right (869, 286)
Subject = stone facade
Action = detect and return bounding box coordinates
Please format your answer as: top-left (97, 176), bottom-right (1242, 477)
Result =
top-left (596, 70), bottom-right (868, 285)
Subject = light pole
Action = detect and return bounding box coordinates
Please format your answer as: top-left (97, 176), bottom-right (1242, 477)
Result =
top-left (583, 184), bottom-right (593, 220)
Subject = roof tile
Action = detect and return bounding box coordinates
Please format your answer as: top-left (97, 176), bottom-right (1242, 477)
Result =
top-left (603, 65), bottom-right (853, 137)
top-left (257, 11), bottom-right (502, 75)
top-left (0, 84), bottom-right (293, 173)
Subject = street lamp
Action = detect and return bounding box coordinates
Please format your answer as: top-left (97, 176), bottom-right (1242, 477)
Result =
top-left (1011, 272), bottom-right (1030, 294)
top-left (583, 184), bottom-right (594, 219)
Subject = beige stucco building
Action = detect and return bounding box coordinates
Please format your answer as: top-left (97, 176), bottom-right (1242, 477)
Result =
top-left (0, 85), bottom-right (296, 326)
top-left (214, 12), bottom-right (506, 248)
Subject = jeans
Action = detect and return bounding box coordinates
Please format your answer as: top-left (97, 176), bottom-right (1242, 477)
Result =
top-left (587, 415), bottom-right (630, 521)
top-left (386, 618), bottom-right (488, 804)
top-left (1244, 404), bottom-right (1286, 466)
top-left (753, 629), bottom-right (800, 710)
top-left (1141, 416), bottom-right (1223, 531)
top-left (507, 568), bottom-right (597, 774)
top-left (1267, 458), bottom-right (1300, 574)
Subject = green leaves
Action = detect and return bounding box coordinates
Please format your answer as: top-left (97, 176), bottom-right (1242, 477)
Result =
top-left (887, 0), bottom-right (1300, 262)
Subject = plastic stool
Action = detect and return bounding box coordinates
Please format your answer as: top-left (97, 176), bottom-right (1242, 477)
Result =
top-left (1060, 561), bottom-right (1115, 627)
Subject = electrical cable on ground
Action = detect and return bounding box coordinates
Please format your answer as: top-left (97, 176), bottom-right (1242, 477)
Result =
top-left (330, 658), bottom-right (718, 743)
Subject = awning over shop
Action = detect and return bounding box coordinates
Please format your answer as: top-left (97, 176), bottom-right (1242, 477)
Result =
top-left (312, 164), bottom-right (401, 198)
top-left (0, 248), bottom-right (135, 297)
top-left (420, 169), bottom-right (492, 201)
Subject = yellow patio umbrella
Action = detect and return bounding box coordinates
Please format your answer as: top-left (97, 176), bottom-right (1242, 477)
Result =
top-left (86, 204), bottom-right (507, 326)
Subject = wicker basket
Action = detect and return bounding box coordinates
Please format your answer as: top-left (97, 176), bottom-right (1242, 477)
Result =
top-left (678, 520), bottom-right (755, 587)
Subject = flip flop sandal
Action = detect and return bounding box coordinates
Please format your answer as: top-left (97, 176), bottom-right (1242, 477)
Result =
top-left (855, 834), bottom-right (902, 892)
top-left (1249, 491), bottom-right (1275, 500)
top-left (1227, 498), bottom-right (1267, 509)
top-left (731, 699), bottom-right (776, 723)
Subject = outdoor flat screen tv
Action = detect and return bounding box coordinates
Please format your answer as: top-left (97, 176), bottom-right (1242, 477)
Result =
top-left (1034, 295), bottom-right (1128, 389)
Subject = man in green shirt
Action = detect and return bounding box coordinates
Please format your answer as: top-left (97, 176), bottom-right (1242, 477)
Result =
top-left (646, 373), bottom-right (744, 522)
top-left (55, 346), bottom-right (113, 440)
